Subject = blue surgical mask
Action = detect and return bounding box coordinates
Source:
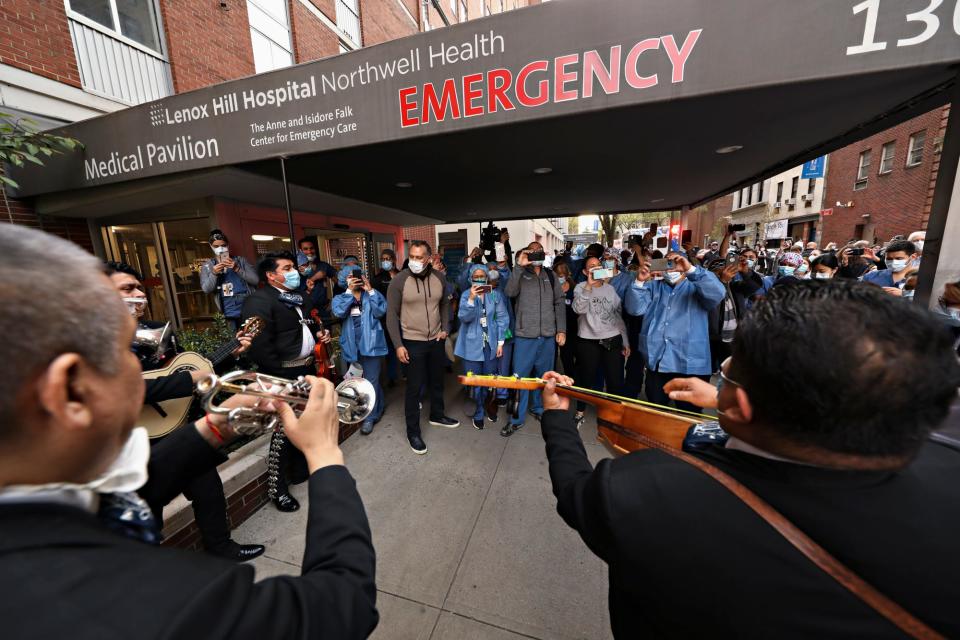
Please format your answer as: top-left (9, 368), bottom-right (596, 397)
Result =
top-left (664, 271), bottom-right (683, 285)
top-left (902, 289), bottom-right (915, 301)
top-left (282, 270), bottom-right (301, 290)
top-left (778, 266), bottom-right (795, 277)
top-left (603, 259), bottom-right (617, 271)
top-left (886, 258), bottom-right (908, 271)
top-left (381, 260), bottom-right (393, 271)
top-left (796, 264), bottom-right (809, 275)
top-left (746, 259), bottom-right (756, 269)
top-left (471, 279), bottom-right (488, 286)
top-left (302, 265), bottom-right (315, 277)
top-left (558, 276), bottom-right (567, 285)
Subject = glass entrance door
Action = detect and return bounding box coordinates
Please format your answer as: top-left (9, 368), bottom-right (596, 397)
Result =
top-left (102, 223), bottom-right (172, 324)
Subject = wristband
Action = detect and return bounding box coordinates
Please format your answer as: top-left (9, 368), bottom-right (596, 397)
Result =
top-left (205, 413), bottom-right (225, 444)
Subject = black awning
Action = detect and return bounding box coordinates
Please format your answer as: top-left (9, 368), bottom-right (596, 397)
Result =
top-left (11, 0), bottom-right (960, 223)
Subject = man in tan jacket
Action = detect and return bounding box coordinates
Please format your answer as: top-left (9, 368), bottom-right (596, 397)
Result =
top-left (386, 240), bottom-right (459, 454)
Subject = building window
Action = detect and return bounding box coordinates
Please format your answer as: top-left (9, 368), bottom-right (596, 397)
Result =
top-left (906, 131), bottom-right (926, 167)
top-left (460, 0), bottom-right (468, 20)
top-left (855, 150), bottom-right (871, 190)
top-left (336, 0), bottom-right (362, 46)
top-left (790, 176), bottom-right (799, 199)
top-left (248, 0), bottom-right (293, 73)
top-left (742, 186), bottom-right (751, 207)
top-left (776, 181), bottom-right (784, 203)
top-left (879, 142), bottom-right (896, 174)
top-left (807, 178), bottom-right (816, 194)
top-left (67, 0), bottom-right (164, 52)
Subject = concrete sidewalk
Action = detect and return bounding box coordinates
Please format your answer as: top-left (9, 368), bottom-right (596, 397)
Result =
top-left (236, 375), bottom-right (614, 640)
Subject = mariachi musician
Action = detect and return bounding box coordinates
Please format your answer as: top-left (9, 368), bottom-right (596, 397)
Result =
top-left (535, 281), bottom-right (959, 638)
top-left (103, 261), bottom-right (266, 562)
top-left (242, 251), bottom-right (331, 513)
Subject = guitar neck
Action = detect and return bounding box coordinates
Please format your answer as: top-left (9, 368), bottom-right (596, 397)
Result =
top-left (207, 338), bottom-right (240, 366)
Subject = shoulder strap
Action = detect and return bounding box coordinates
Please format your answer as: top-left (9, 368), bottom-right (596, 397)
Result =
top-left (606, 424), bottom-right (945, 639)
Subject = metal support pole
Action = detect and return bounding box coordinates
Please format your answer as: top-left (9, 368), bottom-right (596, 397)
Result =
top-left (915, 77), bottom-right (960, 307)
top-left (280, 157), bottom-right (296, 246)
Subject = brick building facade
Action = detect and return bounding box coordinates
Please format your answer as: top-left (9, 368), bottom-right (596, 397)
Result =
top-left (1, 0), bottom-right (537, 248)
top-left (820, 105), bottom-right (948, 245)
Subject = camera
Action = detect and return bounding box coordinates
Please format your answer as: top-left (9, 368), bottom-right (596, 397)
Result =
top-left (728, 223), bottom-right (746, 232)
top-left (481, 221), bottom-right (501, 255)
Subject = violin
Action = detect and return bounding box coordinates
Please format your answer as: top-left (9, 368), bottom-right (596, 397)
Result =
top-left (458, 374), bottom-right (711, 454)
top-left (310, 308), bottom-right (339, 382)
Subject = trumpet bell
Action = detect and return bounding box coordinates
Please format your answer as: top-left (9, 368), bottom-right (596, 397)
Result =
top-left (133, 322), bottom-right (172, 353)
top-left (337, 377), bottom-right (376, 425)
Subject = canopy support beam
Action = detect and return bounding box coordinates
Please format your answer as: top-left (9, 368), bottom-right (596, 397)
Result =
top-left (280, 156), bottom-right (296, 247)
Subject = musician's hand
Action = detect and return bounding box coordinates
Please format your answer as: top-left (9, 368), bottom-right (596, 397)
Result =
top-left (278, 376), bottom-right (344, 472)
top-left (397, 346), bottom-right (410, 364)
top-left (663, 377), bottom-right (718, 409)
top-left (231, 333), bottom-right (252, 356)
top-left (195, 382), bottom-right (275, 447)
top-left (556, 332), bottom-right (566, 347)
top-left (542, 371), bottom-right (573, 412)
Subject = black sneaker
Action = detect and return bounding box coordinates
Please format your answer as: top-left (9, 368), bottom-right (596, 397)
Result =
top-left (473, 418), bottom-right (484, 430)
top-left (500, 423), bottom-right (520, 438)
top-left (360, 421), bottom-right (374, 436)
top-left (409, 435), bottom-right (428, 454)
top-left (210, 541), bottom-right (266, 563)
top-left (429, 416), bottom-right (460, 428)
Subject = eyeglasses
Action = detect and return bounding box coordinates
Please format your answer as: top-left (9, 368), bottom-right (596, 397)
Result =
top-left (718, 356), bottom-right (745, 391)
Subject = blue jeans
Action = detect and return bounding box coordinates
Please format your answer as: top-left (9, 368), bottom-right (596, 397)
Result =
top-left (510, 336), bottom-right (555, 426)
top-left (356, 355), bottom-right (384, 423)
top-left (496, 340), bottom-right (514, 399)
top-left (463, 344), bottom-right (499, 420)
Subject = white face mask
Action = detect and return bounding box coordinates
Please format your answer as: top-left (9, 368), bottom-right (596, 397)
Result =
top-left (664, 271), bottom-right (683, 285)
top-left (212, 245), bottom-right (229, 255)
top-left (814, 272), bottom-right (832, 280)
top-left (408, 259), bottom-right (426, 274)
top-left (886, 258), bottom-right (908, 272)
top-left (488, 269), bottom-right (500, 281)
top-left (2, 427), bottom-right (150, 509)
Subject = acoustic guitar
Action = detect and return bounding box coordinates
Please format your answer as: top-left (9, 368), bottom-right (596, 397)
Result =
top-left (458, 373), bottom-right (712, 454)
top-left (141, 316), bottom-right (264, 438)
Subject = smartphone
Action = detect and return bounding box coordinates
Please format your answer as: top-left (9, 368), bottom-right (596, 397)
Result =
top-left (527, 250), bottom-right (546, 262)
top-left (591, 268), bottom-right (613, 279)
top-left (218, 251), bottom-right (231, 263)
top-left (494, 242), bottom-right (506, 261)
top-left (848, 248), bottom-right (865, 256)
top-left (649, 258), bottom-right (670, 271)
top-left (726, 254), bottom-right (740, 265)
top-left (475, 284), bottom-right (492, 294)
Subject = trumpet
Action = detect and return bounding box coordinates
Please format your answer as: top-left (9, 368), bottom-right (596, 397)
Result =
top-left (132, 322), bottom-right (172, 354)
top-left (196, 370), bottom-right (376, 435)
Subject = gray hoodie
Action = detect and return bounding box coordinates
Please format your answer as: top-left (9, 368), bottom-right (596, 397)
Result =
top-left (504, 266), bottom-right (566, 338)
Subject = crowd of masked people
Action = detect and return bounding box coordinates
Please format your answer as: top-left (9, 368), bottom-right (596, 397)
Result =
top-left (2, 221), bottom-right (959, 639)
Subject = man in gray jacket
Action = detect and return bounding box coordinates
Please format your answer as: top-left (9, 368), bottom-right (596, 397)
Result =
top-left (503, 241), bottom-right (566, 436)
top-left (199, 229), bottom-right (259, 331)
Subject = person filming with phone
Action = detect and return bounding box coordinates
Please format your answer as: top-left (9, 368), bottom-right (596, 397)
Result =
top-left (455, 266), bottom-right (510, 430)
top-left (200, 229), bottom-right (259, 332)
top-left (625, 251), bottom-right (725, 412)
top-left (572, 257), bottom-right (630, 409)
top-left (332, 266), bottom-right (388, 436)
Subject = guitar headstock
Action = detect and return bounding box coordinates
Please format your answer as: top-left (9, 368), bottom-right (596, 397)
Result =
top-left (240, 315), bottom-right (265, 339)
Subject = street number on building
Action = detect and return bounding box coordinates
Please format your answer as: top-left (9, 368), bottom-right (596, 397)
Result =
top-left (847, 0), bottom-right (959, 56)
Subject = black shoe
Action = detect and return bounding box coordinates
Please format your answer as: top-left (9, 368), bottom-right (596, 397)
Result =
top-left (360, 421), bottom-right (374, 435)
top-left (500, 423), bottom-right (520, 438)
top-left (486, 411), bottom-right (498, 423)
top-left (210, 541), bottom-right (266, 563)
top-left (273, 493), bottom-right (300, 512)
top-left (409, 435), bottom-right (428, 455)
top-left (429, 416), bottom-right (460, 428)
top-left (473, 418), bottom-right (484, 430)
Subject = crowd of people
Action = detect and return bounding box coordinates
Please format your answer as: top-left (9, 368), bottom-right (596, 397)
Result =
top-left (0, 223), bottom-right (958, 639)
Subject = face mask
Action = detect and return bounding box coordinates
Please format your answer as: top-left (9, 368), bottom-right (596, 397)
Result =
top-left (488, 270), bottom-right (500, 281)
top-left (778, 266), bottom-right (795, 277)
top-left (945, 307), bottom-right (960, 321)
top-left (796, 264), bottom-right (809, 275)
top-left (914, 240), bottom-right (924, 253)
top-left (381, 260), bottom-right (393, 271)
top-left (902, 289), bottom-right (915, 300)
top-left (886, 258), bottom-right (908, 271)
top-left (603, 260), bottom-right (617, 271)
top-left (746, 259), bottom-right (756, 269)
top-left (282, 270), bottom-right (301, 290)
top-left (664, 271), bottom-right (683, 285)
top-left (302, 265), bottom-right (315, 277)
top-left (408, 259), bottom-right (426, 274)
top-left (529, 260), bottom-right (544, 267)
top-left (557, 276), bottom-right (566, 285)
top-left (212, 246), bottom-right (228, 255)
top-left (471, 279), bottom-right (488, 286)
top-left (814, 272), bottom-right (832, 280)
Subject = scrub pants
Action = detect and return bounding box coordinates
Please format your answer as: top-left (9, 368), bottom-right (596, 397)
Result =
top-left (355, 355), bottom-right (385, 423)
top-left (510, 336), bottom-right (556, 426)
top-left (496, 340), bottom-right (514, 399)
top-left (463, 344), bottom-right (499, 420)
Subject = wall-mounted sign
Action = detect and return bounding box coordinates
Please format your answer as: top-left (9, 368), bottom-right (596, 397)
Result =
top-left (801, 156), bottom-right (827, 179)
